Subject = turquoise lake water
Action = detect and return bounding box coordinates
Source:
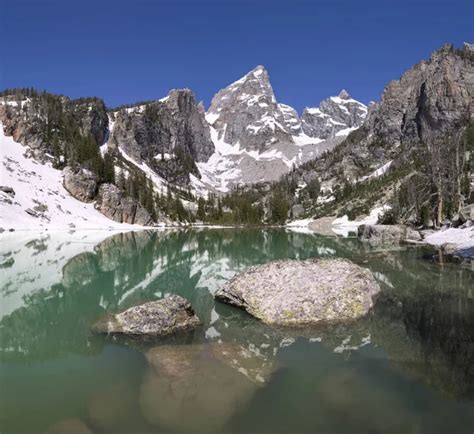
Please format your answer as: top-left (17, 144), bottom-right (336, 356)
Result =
top-left (0, 229), bottom-right (473, 434)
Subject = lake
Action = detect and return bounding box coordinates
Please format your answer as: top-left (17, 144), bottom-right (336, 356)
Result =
top-left (0, 228), bottom-right (473, 434)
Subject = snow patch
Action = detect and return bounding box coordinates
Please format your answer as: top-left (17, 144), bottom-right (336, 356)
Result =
top-left (332, 206), bottom-right (390, 237)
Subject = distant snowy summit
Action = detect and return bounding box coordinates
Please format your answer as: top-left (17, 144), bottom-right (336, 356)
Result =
top-left (301, 89), bottom-right (368, 140)
top-left (198, 65), bottom-right (367, 191)
top-left (206, 65), bottom-right (367, 152)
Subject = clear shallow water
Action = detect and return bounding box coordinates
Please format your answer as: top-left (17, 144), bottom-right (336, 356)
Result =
top-left (0, 229), bottom-right (473, 434)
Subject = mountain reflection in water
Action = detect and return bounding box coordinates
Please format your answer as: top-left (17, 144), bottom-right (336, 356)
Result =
top-left (0, 229), bottom-right (473, 434)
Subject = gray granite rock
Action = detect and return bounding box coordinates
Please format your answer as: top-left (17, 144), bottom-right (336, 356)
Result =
top-left (92, 295), bottom-right (201, 337)
top-left (63, 166), bottom-right (98, 202)
top-left (215, 258), bottom-right (381, 325)
top-left (95, 183), bottom-right (154, 226)
top-left (460, 204), bottom-right (474, 222)
top-left (109, 89), bottom-right (214, 185)
top-left (357, 224), bottom-right (422, 245)
top-left (141, 343), bottom-right (258, 433)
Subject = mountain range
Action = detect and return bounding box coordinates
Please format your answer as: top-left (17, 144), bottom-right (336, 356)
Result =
top-left (0, 42), bottom-right (472, 229)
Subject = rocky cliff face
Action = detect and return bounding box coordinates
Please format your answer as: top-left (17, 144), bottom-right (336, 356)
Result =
top-left (301, 90), bottom-right (367, 140)
top-left (95, 183), bottom-right (154, 226)
top-left (293, 43), bottom-right (472, 184)
top-left (290, 42), bottom-right (474, 224)
top-left (365, 43), bottom-right (473, 149)
top-left (109, 89), bottom-right (214, 185)
top-left (0, 93), bottom-right (109, 158)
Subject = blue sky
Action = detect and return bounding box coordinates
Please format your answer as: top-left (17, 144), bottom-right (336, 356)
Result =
top-left (1, 0), bottom-right (472, 112)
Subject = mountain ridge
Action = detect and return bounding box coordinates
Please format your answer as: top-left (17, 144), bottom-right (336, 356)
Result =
top-left (1, 42), bottom-right (471, 228)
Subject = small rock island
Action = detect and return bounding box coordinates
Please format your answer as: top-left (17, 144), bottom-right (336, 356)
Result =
top-left (92, 295), bottom-right (201, 337)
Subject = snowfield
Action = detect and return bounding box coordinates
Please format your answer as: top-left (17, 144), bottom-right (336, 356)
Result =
top-left (331, 206), bottom-right (390, 237)
top-left (0, 125), bottom-right (141, 231)
top-left (424, 226), bottom-right (474, 258)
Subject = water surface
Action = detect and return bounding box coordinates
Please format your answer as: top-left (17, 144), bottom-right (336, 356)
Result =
top-left (0, 229), bottom-right (473, 434)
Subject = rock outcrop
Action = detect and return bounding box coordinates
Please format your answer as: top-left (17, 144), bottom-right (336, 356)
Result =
top-left (95, 183), bottom-right (154, 226)
top-left (460, 204), bottom-right (474, 222)
top-left (312, 43), bottom-right (473, 182)
top-left (92, 295), bottom-right (201, 337)
top-left (0, 93), bottom-right (108, 157)
top-left (215, 258), bottom-right (381, 325)
top-left (357, 224), bottom-right (422, 245)
top-left (109, 89), bottom-right (214, 185)
top-left (200, 66), bottom-right (367, 191)
top-left (62, 166), bottom-right (98, 202)
top-left (283, 43), bottom-right (473, 224)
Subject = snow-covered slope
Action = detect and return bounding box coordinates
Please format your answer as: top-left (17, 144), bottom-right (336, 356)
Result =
top-left (0, 125), bottom-right (138, 230)
top-left (198, 67), bottom-right (367, 192)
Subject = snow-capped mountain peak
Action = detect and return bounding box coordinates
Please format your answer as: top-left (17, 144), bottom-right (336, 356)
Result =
top-left (301, 90), bottom-right (367, 140)
top-left (198, 71), bottom-right (368, 193)
top-left (206, 65), bottom-right (291, 153)
top-left (337, 89), bottom-right (350, 99)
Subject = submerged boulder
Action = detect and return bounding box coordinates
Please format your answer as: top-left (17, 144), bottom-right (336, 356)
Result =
top-left (92, 295), bottom-right (201, 337)
top-left (215, 258), bottom-right (380, 326)
top-left (45, 418), bottom-right (92, 434)
top-left (141, 343), bottom-right (259, 433)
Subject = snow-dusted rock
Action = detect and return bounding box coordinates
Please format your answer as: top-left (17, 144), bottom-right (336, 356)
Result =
top-left (92, 295), bottom-right (201, 337)
top-left (0, 186), bottom-right (15, 197)
top-left (215, 258), bottom-right (381, 325)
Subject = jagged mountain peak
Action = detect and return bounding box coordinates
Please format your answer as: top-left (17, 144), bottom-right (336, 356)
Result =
top-left (235, 65), bottom-right (270, 84)
top-left (205, 64), bottom-right (288, 152)
top-left (338, 89), bottom-right (350, 99)
top-left (248, 64), bottom-right (267, 75)
top-left (211, 64), bottom-right (275, 108)
top-left (301, 90), bottom-right (367, 140)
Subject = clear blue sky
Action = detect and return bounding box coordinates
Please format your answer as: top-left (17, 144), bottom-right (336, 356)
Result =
top-left (1, 0), bottom-right (472, 112)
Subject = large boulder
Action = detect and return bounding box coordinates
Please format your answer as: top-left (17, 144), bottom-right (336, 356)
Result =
top-left (95, 183), bottom-right (154, 226)
top-left (460, 204), bottom-right (474, 222)
top-left (92, 295), bottom-right (201, 337)
top-left (215, 258), bottom-right (381, 326)
top-left (63, 166), bottom-right (98, 202)
top-left (357, 224), bottom-right (422, 245)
